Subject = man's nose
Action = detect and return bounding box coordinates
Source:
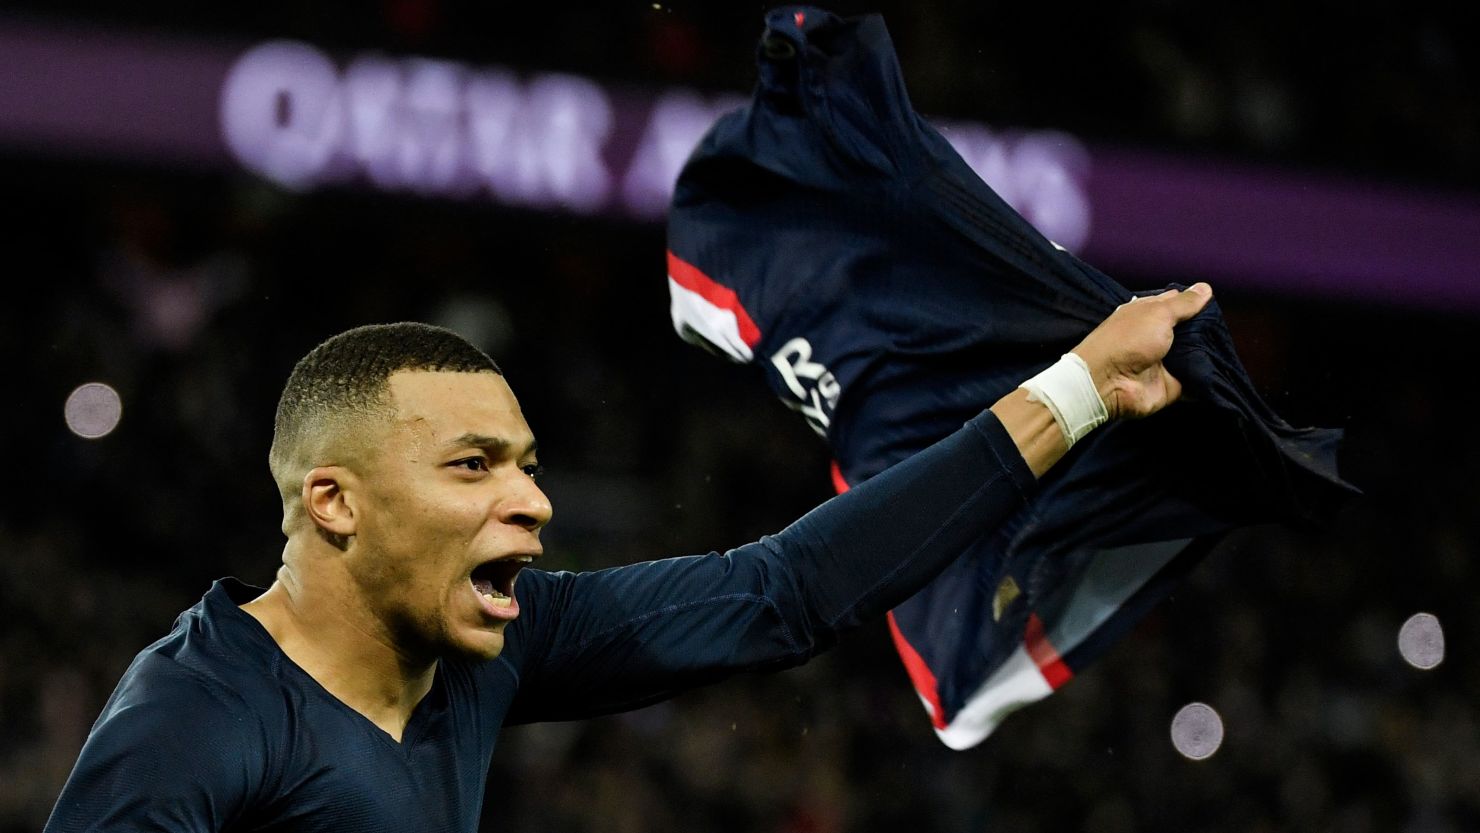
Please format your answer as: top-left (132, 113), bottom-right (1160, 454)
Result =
top-left (500, 474), bottom-right (552, 531)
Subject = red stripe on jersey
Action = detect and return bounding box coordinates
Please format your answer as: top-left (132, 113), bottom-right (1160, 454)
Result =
top-left (1024, 612), bottom-right (1074, 689)
top-left (887, 610), bottom-right (949, 730)
top-left (666, 251), bottom-right (762, 349)
top-left (836, 445), bottom-right (948, 727)
top-left (829, 460), bottom-right (850, 494)
top-left (836, 464), bottom-right (950, 727)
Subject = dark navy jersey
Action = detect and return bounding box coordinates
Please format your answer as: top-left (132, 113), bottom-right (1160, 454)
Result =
top-left (666, 7), bottom-right (1357, 748)
top-left (45, 410), bottom-right (1034, 832)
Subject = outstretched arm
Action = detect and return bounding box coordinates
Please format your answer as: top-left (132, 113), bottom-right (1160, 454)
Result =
top-left (504, 284), bottom-right (1214, 721)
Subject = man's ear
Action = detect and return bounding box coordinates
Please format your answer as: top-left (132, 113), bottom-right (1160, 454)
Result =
top-left (301, 466), bottom-right (358, 551)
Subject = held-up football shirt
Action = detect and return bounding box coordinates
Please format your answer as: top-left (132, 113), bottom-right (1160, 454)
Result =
top-left (665, 6), bottom-right (1357, 748)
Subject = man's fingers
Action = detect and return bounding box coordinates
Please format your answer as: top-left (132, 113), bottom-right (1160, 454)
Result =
top-left (1164, 282), bottom-right (1213, 322)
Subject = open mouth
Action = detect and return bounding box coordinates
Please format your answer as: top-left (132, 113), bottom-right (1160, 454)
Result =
top-left (470, 557), bottom-right (532, 610)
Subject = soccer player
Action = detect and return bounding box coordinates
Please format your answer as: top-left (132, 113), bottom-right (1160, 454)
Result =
top-left (45, 287), bottom-right (1208, 831)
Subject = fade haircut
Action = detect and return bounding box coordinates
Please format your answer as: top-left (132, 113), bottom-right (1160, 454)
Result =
top-left (269, 322), bottom-right (501, 511)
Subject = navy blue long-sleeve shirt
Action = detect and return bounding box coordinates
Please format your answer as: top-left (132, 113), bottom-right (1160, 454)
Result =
top-left (44, 409), bottom-right (1034, 832)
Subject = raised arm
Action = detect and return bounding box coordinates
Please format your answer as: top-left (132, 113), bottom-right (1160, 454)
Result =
top-left (502, 285), bottom-right (1213, 722)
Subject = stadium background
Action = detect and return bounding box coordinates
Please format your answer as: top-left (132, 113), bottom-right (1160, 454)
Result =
top-left (2, 2), bottom-right (1477, 831)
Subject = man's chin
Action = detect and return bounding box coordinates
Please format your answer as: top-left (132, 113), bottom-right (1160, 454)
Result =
top-left (445, 625), bottom-right (507, 662)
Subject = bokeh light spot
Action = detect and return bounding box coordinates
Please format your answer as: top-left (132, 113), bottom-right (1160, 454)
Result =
top-left (1398, 612), bottom-right (1444, 669)
top-left (1170, 702), bottom-right (1223, 760)
top-left (64, 383), bottom-right (123, 439)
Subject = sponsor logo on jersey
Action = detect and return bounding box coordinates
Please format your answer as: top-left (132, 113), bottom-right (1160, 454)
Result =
top-left (770, 337), bottom-right (839, 437)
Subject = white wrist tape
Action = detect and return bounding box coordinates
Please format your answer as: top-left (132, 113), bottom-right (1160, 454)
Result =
top-left (1018, 353), bottom-right (1109, 448)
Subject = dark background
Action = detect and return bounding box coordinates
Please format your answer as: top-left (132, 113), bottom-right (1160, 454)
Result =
top-left (2, 2), bottom-right (1477, 831)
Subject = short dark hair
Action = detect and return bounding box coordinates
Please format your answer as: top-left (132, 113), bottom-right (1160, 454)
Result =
top-left (270, 322), bottom-right (501, 499)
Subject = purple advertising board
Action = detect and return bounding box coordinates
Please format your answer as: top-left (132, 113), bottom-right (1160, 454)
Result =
top-left (3, 17), bottom-right (1478, 310)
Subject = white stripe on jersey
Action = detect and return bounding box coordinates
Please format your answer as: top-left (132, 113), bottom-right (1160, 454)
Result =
top-left (668, 275), bottom-right (754, 363)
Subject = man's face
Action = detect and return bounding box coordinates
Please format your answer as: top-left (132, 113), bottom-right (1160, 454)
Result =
top-left (349, 370), bottom-right (551, 662)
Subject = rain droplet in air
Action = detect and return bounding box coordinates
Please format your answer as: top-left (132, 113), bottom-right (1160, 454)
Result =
top-left (64, 383), bottom-right (123, 439)
top-left (1170, 702), bottom-right (1223, 760)
top-left (1398, 612), bottom-right (1444, 670)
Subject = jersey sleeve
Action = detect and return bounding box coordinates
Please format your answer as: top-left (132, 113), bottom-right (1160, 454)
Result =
top-left (43, 660), bottom-right (263, 833)
top-left (503, 408), bottom-right (1034, 723)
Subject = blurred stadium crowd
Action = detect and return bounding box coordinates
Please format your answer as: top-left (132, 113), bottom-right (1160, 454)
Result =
top-left (2, 1), bottom-right (1478, 832)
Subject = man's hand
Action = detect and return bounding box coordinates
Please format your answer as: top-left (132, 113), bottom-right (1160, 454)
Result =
top-left (992, 282), bottom-right (1213, 478)
top-left (1071, 283), bottom-right (1213, 420)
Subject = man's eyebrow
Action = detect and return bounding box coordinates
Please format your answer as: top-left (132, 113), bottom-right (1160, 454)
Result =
top-left (443, 433), bottom-right (538, 458)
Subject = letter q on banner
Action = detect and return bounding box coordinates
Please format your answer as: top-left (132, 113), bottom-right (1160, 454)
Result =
top-left (220, 41), bottom-right (345, 190)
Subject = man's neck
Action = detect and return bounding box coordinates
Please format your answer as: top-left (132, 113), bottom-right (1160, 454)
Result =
top-left (241, 566), bottom-right (436, 743)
